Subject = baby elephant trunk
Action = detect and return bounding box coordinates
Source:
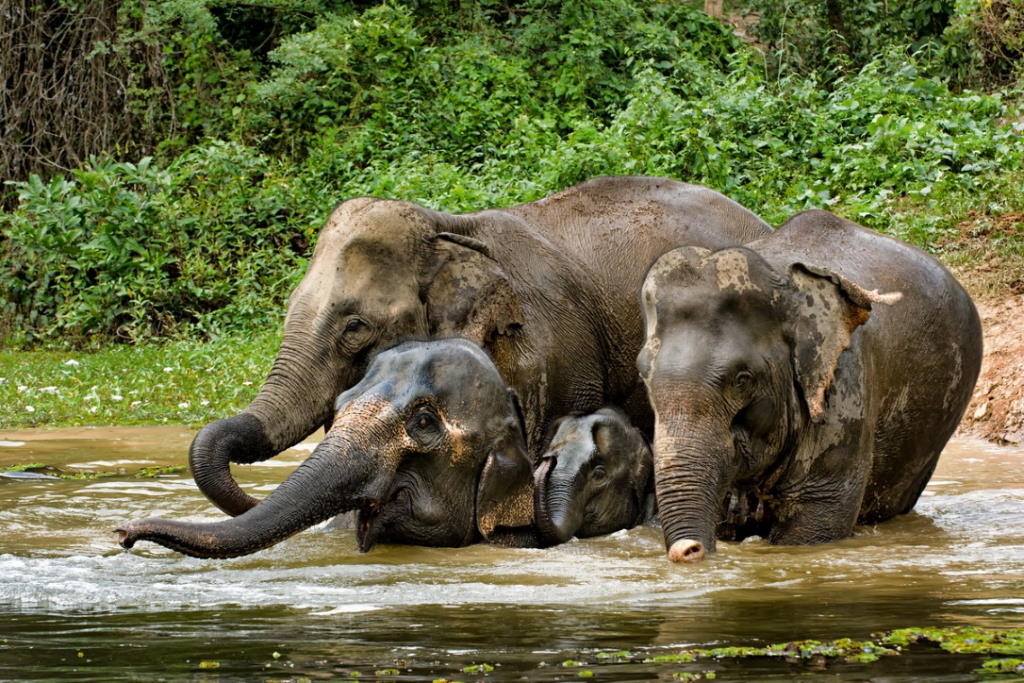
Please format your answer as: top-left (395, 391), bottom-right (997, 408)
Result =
top-left (533, 455), bottom-right (584, 547)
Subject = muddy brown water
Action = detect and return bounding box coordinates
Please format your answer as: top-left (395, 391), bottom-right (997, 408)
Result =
top-left (0, 427), bottom-right (1022, 681)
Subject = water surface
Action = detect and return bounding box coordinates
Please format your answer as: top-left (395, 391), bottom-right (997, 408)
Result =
top-left (1, 427), bottom-right (1022, 680)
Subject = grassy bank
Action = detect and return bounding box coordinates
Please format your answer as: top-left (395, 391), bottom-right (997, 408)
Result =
top-left (0, 332), bottom-right (277, 429)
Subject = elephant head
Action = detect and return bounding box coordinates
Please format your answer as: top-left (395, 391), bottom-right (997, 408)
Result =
top-left (190, 199), bottom-right (524, 516)
top-left (534, 407), bottom-right (653, 546)
top-left (118, 339), bottom-right (535, 558)
top-left (638, 246), bottom-right (881, 562)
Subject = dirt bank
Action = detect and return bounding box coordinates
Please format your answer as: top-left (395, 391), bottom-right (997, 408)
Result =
top-left (957, 293), bottom-right (1024, 445)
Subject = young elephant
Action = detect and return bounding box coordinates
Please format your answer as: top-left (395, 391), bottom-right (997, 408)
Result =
top-left (534, 407), bottom-right (654, 546)
top-left (638, 210), bottom-right (982, 563)
top-left (117, 339), bottom-right (536, 558)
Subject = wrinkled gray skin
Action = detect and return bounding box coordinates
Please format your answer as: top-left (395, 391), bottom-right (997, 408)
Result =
top-left (638, 210), bottom-right (983, 563)
top-left (534, 407), bottom-right (653, 546)
top-left (117, 339), bottom-right (536, 558)
top-left (188, 176), bottom-right (770, 518)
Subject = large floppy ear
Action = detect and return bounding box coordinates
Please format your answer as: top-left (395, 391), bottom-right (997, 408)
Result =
top-left (789, 263), bottom-right (900, 422)
top-left (425, 233), bottom-right (524, 345)
top-left (476, 389), bottom-right (534, 542)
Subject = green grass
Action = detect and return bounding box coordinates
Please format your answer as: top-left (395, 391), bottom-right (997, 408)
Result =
top-left (0, 331), bottom-right (278, 429)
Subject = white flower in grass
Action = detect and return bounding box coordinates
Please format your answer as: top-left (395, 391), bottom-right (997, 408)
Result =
top-left (178, 402), bottom-right (190, 409)
top-left (17, 385), bottom-right (26, 393)
top-left (163, 367), bottom-right (173, 373)
top-left (39, 386), bottom-right (57, 394)
top-left (65, 359), bottom-right (80, 367)
top-left (25, 405), bottom-right (35, 413)
top-left (130, 401), bottom-right (142, 408)
top-left (200, 400), bottom-right (209, 407)
top-left (110, 394), bottom-right (123, 401)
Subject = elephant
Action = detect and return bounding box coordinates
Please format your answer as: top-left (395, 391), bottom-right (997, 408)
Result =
top-left (534, 407), bottom-right (654, 546)
top-left (637, 209), bottom-right (982, 563)
top-left (117, 339), bottom-right (537, 558)
top-left (188, 176), bottom-right (771, 518)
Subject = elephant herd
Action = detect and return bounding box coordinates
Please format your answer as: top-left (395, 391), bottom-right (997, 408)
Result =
top-left (117, 176), bottom-right (983, 564)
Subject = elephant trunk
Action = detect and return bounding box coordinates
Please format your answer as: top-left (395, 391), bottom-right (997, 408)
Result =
top-left (122, 432), bottom-right (385, 559)
top-left (653, 413), bottom-right (732, 563)
top-left (534, 456), bottom-right (583, 547)
top-left (190, 329), bottom-right (342, 517)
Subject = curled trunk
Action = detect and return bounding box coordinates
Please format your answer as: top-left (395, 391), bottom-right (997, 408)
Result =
top-left (190, 331), bottom-right (341, 517)
top-left (121, 434), bottom-right (383, 558)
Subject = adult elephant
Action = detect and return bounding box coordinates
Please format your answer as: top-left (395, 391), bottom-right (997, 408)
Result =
top-left (118, 339), bottom-right (537, 557)
top-left (192, 176), bottom-right (771, 517)
top-left (637, 210), bottom-right (982, 562)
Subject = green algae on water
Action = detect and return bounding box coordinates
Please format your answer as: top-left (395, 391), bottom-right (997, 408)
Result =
top-left (587, 628), bottom-right (1024, 678)
top-left (0, 463), bottom-right (186, 480)
top-left (882, 626), bottom-right (1024, 655)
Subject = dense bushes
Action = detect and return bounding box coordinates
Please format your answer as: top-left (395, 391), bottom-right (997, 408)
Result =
top-left (1, 0), bottom-right (1022, 348)
top-left (1, 145), bottom-right (311, 346)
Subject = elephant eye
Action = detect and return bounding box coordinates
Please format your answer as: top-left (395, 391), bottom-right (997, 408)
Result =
top-left (340, 317), bottom-right (373, 350)
top-left (591, 464), bottom-right (608, 483)
top-left (406, 407), bottom-right (444, 447)
top-left (343, 317), bottom-right (366, 334)
top-left (735, 369), bottom-right (754, 391)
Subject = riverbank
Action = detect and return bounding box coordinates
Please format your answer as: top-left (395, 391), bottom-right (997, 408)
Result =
top-left (2, 248), bottom-right (1022, 442)
top-left (0, 333), bottom-right (275, 428)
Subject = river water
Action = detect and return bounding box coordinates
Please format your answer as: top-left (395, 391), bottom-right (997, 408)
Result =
top-left (0, 427), bottom-right (1022, 681)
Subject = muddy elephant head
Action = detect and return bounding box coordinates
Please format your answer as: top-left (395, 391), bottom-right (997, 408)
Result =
top-left (534, 407), bottom-right (653, 546)
top-left (191, 198), bottom-right (524, 516)
top-left (118, 339), bottom-right (535, 558)
top-left (638, 246), bottom-right (881, 562)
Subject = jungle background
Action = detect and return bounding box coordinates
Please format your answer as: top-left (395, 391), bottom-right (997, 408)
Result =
top-left (1, 0), bottom-right (1022, 437)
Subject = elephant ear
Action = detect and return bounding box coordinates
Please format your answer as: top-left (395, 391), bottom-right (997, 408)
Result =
top-left (476, 389), bottom-right (534, 542)
top-left (629, 431), bottom-right (654, 503)
top-left (425, 233), bottom-right (524, 346)
top-left (789, 263), bottom-right (880, 422)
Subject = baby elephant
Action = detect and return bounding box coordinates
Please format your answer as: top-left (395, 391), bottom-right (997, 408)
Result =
top-left (534, 407), bottom-right (654, 546)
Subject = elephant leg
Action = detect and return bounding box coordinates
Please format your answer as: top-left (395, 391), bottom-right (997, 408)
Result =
top-left (768, 430), bottom-right (873, 545)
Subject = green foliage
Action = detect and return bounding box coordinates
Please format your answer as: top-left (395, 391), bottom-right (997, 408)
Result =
top-left (882, 626), bottom-right (1024, 655)
top-left (2, 0), bottom-right (1022, 349)
top-left (747, 0), bottom-right (957, 80)
top-left (1, 143), bottom-right (313, 347)
top-left (980, 657), bottom-right (1024, 674)
top-left (746, 0), bottom-right (1024, 87)
top-left (0, 462), bottom-right (187, 479)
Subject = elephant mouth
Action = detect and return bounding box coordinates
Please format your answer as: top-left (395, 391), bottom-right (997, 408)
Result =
top-left (355, 487), bottom-right (411, 553)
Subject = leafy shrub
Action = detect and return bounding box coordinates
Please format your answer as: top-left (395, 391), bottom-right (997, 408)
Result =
top-left (0, 143), bottom-right (314, 347)
top-left (1, 0), bottom-right (1022, 349)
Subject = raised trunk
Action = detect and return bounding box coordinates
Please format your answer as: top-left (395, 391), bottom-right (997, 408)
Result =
top-left (189, 330), bottom-right (342, 516)
top-left (533, 456), bottom-right (582, 546)
top-left (653, 416), bottom-right (732, 562)
top-left (123, 433), bottom-right (384, 558)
